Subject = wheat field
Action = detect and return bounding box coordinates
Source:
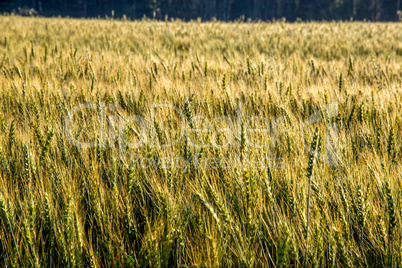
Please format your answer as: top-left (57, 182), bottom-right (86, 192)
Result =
top-left (0, 15), bottom-right (401, 267)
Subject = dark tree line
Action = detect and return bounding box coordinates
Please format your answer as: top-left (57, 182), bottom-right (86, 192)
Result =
top-left (1, 0), bottom-right (401, 21)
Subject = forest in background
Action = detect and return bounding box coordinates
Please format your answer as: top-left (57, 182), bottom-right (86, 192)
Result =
top-left (0, 0), bottom-right (401, 21)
